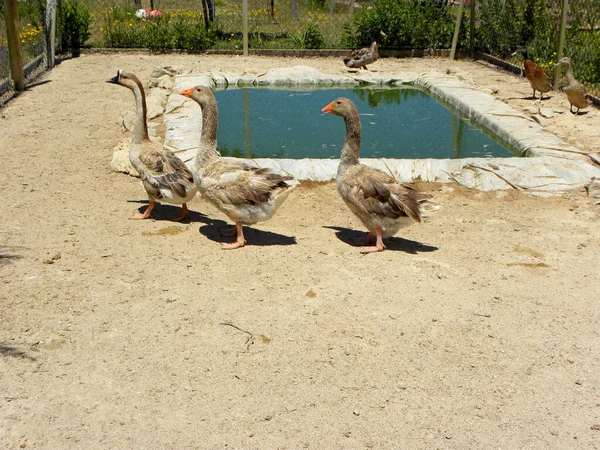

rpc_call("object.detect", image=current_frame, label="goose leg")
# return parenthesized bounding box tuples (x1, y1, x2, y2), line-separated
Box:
(532, 89, 536, 99)
(222, 221, 246, 249)
(360, 227, 386, 253)
(130, 200, 155, 220)
(169, 203, 189, 222)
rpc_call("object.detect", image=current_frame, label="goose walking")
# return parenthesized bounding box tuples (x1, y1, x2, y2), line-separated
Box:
(179, 86, 295, 249)
(106, 70, 197, 221)
(557, 57, 589, 115)
(321, 97, 437, 253)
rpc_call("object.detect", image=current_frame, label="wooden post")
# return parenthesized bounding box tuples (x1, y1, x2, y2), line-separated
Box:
(46, 0, 57, 69)
(242, 0, 248, 56)
(554, 0, 569, 88)
(450, 0, 465, 60)
(292, 0, 298, 22)
(469, 0, 476, 59)
(4, 0, 25, 91)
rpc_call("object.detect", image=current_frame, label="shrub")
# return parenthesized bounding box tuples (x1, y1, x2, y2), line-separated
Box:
(101, 7, 215, 51)
(60, 0, 91, 56)
(342, 0, 460, 50)
(302, 23, 325, 49)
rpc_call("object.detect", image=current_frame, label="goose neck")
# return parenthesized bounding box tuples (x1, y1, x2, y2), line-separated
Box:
(131, 79, 149, 143)
(339, 110, 361, 167)
(196, 99, 219, 168)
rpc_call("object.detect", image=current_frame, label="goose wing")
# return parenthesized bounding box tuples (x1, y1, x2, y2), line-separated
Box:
(138, 149, 195, 199)
(203, 161, 293, 206)
(341, 165, 422, 222)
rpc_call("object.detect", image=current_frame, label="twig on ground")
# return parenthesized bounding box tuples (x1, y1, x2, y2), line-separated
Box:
(220, 322, 255, 351)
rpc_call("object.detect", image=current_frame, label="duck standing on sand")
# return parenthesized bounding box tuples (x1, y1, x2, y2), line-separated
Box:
(557, 57, 589, 115)
(179, 86, 296, 249)
(321, 97, 437, 253)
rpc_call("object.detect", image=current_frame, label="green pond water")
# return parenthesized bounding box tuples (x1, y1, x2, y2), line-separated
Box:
(214, 87, 517, 159)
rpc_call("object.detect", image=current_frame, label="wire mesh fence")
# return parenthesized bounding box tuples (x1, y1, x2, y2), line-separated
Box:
(476, 0, 600, 97)
(2, 1, 600, 101)
(1, 0, 50, 104)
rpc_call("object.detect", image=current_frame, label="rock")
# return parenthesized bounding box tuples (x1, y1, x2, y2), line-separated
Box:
(531, 115, 550, 127)
(148, 74, 174, 90)
(256, 66, 355, 86)
(151, 66, 177, 79)
(110, 137, 138, 177)
(523, 106, 538, 114)
(146, 88, 168, 120)
(122, 110, 135, 131)
(539, 107, 554, 118)
(586, 179, 600, 198)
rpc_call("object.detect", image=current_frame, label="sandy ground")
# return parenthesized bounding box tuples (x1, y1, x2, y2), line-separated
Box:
(1, 53, 599, 449)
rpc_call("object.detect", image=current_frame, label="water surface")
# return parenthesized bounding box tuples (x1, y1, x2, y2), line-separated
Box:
(214, 87, 516, 159)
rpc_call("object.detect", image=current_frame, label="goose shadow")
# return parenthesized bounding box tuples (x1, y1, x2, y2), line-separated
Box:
(199, 217, 297, 247)
(0, 344, 37, 361)
(0, 245, 24, 266)
(323, 226, 438, 254)
(127, 201, 210, 224)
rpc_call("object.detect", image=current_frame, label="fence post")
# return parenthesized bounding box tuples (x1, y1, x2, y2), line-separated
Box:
(554, 0, 569, 88)
(450, 0, 465, 60)
(45, 0, 57, 69)
(242, 0, 248, 56)
(469, 0, 475, 58)
(292, 0, 298, 21)
(4, 0, 25, 91)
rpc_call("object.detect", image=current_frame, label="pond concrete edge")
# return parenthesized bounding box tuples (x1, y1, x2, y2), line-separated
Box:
(112, 65, 600, 193)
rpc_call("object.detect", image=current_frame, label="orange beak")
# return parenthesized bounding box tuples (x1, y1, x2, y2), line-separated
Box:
(321, 101, 335, 113)
(179, 88, 193, 98)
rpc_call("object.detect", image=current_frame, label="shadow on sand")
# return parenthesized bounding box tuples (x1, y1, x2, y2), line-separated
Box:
(323, 225, 438, 254)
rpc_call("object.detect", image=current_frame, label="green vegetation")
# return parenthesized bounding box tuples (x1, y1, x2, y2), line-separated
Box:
(60, 0, 92, 56)
(101, 7, 215, 51)
(342, 0, 462, 50)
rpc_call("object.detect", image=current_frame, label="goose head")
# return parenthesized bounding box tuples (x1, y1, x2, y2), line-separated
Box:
(557, 56, 571, 67)
(321, 97, 358, 118)
(105, 69, 142, 90)
(179, 85, 216, 108)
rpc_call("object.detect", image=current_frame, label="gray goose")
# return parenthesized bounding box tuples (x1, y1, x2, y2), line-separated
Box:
(106, 70, 197, 221)
(179, 86, 296, 249)
(322, 97, 437, 253)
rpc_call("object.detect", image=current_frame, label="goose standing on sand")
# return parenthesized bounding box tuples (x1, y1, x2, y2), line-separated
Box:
(106, 70, 197, 221)
(557, 57, 589, 115)
(344, 30, 386, 71)
(179, 86, 296, 249)
(512, 47, 552, 100)
(321, 97, 437, 253)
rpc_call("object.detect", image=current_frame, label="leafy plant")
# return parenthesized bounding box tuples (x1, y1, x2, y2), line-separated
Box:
(342, 0, 460, 50)
(60, 0, 91, 56)
(302, 23, 324, 49)
(101, 7, 215, 51)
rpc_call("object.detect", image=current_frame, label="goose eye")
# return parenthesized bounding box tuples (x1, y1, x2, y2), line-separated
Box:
(195, 88, 201, 92)
(336, 100, 341, 104)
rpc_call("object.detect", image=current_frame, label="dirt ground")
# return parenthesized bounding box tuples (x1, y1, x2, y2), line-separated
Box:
(1, 53, 599, 449)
